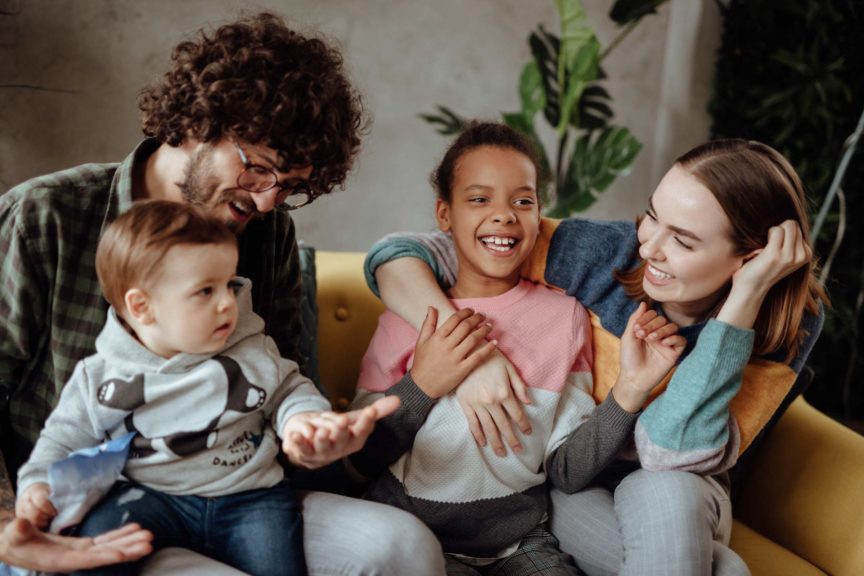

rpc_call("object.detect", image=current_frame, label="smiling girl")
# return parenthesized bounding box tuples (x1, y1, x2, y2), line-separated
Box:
(349, 123, 686, 575)
(365, 138, 827, 575)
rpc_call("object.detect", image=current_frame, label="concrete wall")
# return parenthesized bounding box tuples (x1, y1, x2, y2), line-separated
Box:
(0, 0, 720, 250)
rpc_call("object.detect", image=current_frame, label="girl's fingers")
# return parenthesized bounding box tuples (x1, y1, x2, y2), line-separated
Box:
(416, 306, 438, 346)
(453, 323, 493, 359)
(447, 312, 487, 345)
(438, 308, 476, 337)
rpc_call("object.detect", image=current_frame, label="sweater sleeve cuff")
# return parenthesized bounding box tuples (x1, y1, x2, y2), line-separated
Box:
(387, 372, 437, 423)
(599, 392, 640, 432)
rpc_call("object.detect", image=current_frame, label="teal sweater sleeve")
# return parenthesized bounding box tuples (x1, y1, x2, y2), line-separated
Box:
(364, 232, 456, 297)
(635, 320, 754, 474)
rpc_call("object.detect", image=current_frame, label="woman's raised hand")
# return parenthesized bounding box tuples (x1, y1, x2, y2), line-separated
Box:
(719, 220, 812, 329)
(733, 219, 811, 293)
(613, 302, 686, 413)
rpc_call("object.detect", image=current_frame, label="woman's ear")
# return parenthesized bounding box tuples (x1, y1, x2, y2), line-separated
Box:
(736, 248, 763, 270)
(124, 288, 154, 325)
(435, 198, 452, 232)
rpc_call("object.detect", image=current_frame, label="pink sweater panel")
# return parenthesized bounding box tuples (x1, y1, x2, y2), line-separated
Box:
(358, 280, 592, 394)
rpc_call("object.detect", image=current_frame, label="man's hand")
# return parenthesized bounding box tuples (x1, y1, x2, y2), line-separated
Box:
(409, 307, 496, 399)
(455, 350, 532, 457)
(613, 302, 686, 413)
(0, 518, 153, 571)
(15, 483, 56, 530)
(281, 396, 401, 469)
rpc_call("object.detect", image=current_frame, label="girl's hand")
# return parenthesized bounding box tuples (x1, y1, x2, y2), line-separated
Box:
(15, 483, 57, 530)
(613, 302, 686, 413)
(410, 307, 497, 399)
(281, 396, 401, 468)
(455, 351, 532, 457)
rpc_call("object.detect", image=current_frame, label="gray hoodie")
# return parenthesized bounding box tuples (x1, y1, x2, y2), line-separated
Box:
(18, 278, 329, 497)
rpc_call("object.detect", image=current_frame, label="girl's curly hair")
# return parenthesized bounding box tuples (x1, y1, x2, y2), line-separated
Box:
(139, 12, 366, 195)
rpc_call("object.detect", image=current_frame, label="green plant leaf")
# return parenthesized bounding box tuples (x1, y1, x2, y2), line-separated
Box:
(529, 27, 561, 126)
(518, 61, 545, 121)
(551, 126, 641, 215)
(609, 0, 668, 25)
(558, 38, 600, 134)
(501, 112, 552, 204)
(418, 106, 468, 136)
(553, 1, 600, 134)
(576, 84, 613, 130)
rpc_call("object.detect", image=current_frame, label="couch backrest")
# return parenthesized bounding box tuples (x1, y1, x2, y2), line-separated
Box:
(315, 251, 385, 410)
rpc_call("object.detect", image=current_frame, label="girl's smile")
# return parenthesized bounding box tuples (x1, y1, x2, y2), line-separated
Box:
(436, 146, 540, 299)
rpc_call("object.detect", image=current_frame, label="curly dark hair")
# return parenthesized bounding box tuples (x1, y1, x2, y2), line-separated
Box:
(431, 121, 546, 202)
(139, 12, 366, 195)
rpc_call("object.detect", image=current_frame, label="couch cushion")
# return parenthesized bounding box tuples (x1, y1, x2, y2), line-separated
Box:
(730, 521, 826, 576)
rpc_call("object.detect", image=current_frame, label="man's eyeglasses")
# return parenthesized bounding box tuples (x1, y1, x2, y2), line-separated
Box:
(234, 143, 315, 210)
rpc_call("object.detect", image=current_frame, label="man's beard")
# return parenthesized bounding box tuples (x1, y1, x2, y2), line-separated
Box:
(178, 145, 257, 232)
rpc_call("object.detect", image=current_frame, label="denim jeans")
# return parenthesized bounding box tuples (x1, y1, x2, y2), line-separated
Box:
(71, 480, 306, 576)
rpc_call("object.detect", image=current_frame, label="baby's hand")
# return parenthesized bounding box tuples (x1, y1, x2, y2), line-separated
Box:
(16, 482, 57, 530)
(410, 307, 496, 398)
(281, 396, 401, 468)
(613, 303, 686, 412)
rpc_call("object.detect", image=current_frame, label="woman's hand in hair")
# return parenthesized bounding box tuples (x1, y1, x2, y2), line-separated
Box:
(718, 220, 811, 329)
(613, 302, 686, 413)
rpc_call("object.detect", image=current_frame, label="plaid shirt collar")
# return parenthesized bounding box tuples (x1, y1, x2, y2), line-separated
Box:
(102, 137, 160, 232)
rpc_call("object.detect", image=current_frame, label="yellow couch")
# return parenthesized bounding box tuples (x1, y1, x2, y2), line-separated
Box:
(314, 251, 864, 576)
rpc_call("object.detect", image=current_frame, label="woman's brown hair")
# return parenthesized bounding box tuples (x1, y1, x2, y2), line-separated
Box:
(615, 139, 828, 360)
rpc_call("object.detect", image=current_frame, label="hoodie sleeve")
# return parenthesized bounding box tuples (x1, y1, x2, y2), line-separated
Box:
(17, 361, 105, 496)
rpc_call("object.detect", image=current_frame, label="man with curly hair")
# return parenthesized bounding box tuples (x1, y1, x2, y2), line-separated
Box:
(0, 12, 445, 576)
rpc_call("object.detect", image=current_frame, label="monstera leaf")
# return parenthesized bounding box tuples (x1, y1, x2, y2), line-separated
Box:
(419, 0, 666, 215)
(609, 0, 668, 24)
(419, 106, 468, 136)
(547, 126, 642, 217)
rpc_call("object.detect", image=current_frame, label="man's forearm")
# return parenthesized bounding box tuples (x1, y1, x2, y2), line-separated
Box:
(0, 450, 14, 526)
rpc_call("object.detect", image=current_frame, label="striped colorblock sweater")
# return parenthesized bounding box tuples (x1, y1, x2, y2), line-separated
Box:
(349, 280, 638, 558)
(364, 217, 824, 475)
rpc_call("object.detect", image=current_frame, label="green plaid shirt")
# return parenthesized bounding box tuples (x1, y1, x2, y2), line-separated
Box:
(0, 139, 303, 480)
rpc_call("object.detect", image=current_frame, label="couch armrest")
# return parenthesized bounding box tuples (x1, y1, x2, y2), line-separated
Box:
(315, 251, 384, 410)
(734, 396, 864, 575)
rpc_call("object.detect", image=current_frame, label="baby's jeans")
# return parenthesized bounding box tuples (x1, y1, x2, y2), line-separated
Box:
(70, 479, 305, 576)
